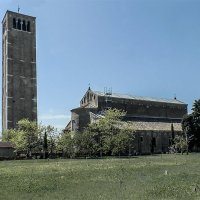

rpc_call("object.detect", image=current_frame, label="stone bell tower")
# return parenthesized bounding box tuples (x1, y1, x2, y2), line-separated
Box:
(2, 10, 37, 130)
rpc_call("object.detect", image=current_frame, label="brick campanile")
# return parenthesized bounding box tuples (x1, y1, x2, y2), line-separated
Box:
(2, 11, 37, 130)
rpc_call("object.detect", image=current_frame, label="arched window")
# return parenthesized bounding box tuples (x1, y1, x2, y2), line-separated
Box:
(13, 18, 16, 29)
(22, 20, 26, 31)
(17, 19, 21, 30)
(27, 21, 30, 32)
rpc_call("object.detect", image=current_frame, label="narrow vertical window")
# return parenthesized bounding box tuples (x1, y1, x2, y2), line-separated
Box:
(17, 19, 21, 30)
(27, 21, 30, 32)
(3, 22, 6, 34)
(22, 20, 26, 31)
(13, 18, 16, 29)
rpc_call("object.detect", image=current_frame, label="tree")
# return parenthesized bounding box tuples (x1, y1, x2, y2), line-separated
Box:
(38, 125, 58, 158)
(3, 119, 39, 157)
(2, 119, 60, 158)
(111, 125, 134, 157)
(43, 131, 48, 158)
(73, 130, 99, 157)
(57, 109, 135, 158)
(182, 99, 200, 150)
(46, 125, 57, 157)
(173, 135, 188, 154)
(15, 119, 39, 157)
(2, 129, 16, 142)
(192, 99, 200, 114)
(57, 130, 75, 158)
(84, 109, 135, 157)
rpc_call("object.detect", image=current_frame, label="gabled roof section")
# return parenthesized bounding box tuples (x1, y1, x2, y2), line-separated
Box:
(92, 90, 186, 105)
(81, 87, 91, 98)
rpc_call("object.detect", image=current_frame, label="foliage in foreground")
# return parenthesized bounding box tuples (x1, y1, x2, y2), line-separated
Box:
(2, 119, 58, 157)
(170, 135, 188, 154)
(2, 109, 135, 158)
(58, 109, 135, 157)
(182, 99, 200, 150)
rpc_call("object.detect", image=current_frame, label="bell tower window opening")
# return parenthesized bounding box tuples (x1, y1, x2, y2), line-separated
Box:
(22, 20, 26, 31)
(13, 18, 16, 29)
(17, 19, 21, 30)
(27, 21, 30, 32)
(12, 18, 31, 32)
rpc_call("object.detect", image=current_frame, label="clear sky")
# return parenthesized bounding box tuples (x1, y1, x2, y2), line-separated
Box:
(0, 0, 200, 131)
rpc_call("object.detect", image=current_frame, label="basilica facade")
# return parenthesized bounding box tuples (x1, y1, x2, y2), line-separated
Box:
(67, 87, 187, 154)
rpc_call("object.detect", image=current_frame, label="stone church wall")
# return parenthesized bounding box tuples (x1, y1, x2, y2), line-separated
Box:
(134, 131, 176, 154)
(98, 96, 187, 119)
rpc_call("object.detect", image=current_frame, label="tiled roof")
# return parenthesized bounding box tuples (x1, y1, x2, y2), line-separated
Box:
(93, 91, 186, 105)
(0, 142, 13, 148)
(89, 111, 182, 132)
(120, 121, 182, 132)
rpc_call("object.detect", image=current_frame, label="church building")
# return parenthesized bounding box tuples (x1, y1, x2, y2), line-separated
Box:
(67, 87, 187, 154)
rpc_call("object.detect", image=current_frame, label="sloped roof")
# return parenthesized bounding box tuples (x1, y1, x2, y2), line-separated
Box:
(71, 105, 97, 112)
(92, 90, 186, 105)
(121, 121, 182, 132)
(89, 111, 182, 132)
(0, 142, 13, 148)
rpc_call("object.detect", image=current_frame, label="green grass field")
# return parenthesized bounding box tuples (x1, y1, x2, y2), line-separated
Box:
(0, 154, 200, 200)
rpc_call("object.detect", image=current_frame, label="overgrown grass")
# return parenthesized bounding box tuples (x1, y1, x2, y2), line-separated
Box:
(0, 154, 200, 200)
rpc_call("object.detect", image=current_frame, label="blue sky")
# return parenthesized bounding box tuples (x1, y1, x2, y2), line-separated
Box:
(0, 0, 200, 130)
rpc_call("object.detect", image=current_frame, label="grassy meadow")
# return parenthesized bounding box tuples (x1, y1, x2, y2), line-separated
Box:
(0, 154, 200, 200)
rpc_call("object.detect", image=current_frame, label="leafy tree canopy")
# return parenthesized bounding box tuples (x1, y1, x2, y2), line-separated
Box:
(182, 99, 200, 149)
(2, 119, 58, 158)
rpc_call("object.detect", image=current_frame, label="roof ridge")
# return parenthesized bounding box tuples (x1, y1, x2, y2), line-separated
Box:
(92, 90, 186, 105)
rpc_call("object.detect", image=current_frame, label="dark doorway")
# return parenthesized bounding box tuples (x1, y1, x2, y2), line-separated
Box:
(151, 137, 156, 154)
